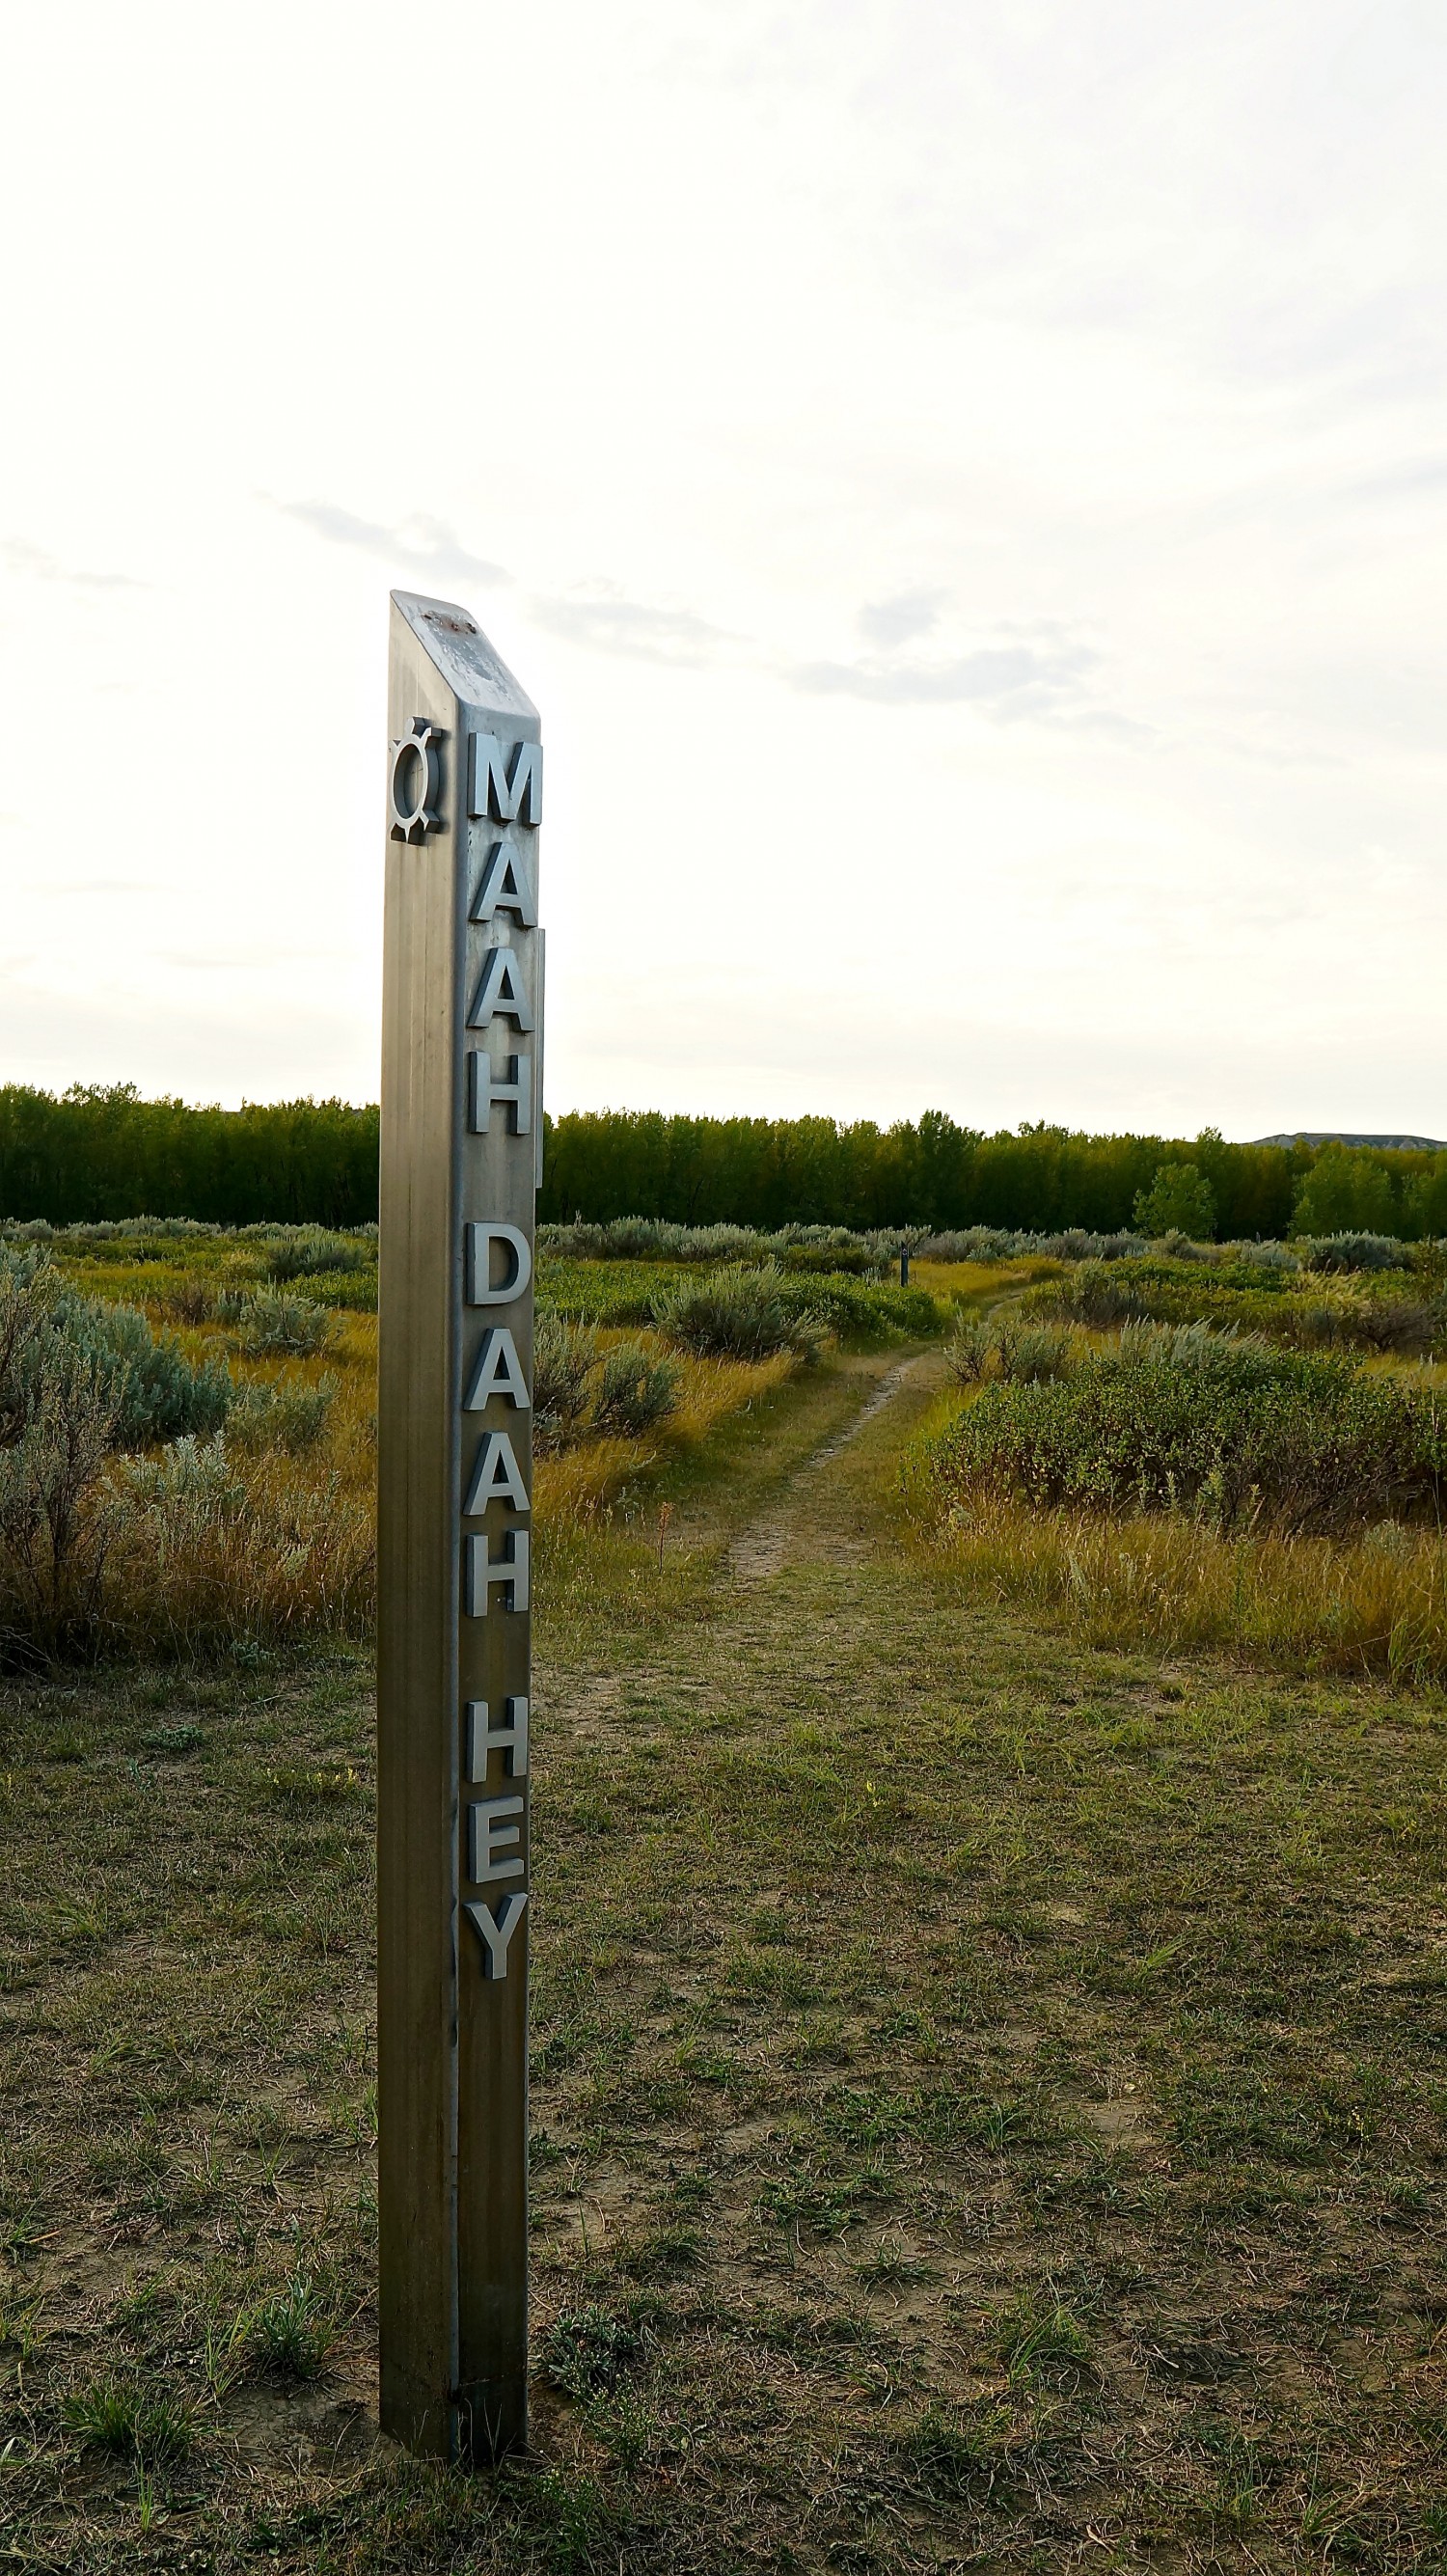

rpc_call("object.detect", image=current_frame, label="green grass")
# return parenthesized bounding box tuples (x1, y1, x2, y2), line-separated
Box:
(4, 1333, 1447, 2568)
(1028, 1251, 1447, 1356)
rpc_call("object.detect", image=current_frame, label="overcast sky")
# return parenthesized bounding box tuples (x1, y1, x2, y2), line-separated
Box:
(2, 1, 1444, 1138)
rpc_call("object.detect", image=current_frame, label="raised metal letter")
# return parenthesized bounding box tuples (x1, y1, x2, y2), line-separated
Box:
(464, 1528, 531, 1615)
(469, 731, 542, 826)
(464, 1222, 532, 1305)
(467, 945, 534, 1032)
(462, 1328, 531, 1411)
(465, 1696, 530, 1781)
(469, 1795, 526, 1883)
(463, 1431, 530, 1516)
(465, 1891, 528, 1980)
(470, 841, 536, 927)
(469, 1050, 532, 1137)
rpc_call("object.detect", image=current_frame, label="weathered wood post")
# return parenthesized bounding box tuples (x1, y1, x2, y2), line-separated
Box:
(377, 590, 542, 2461)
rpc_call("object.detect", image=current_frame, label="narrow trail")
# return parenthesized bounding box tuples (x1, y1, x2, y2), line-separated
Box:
(725, 1348, 939, 1583)
(541, 1342, 951, 1747)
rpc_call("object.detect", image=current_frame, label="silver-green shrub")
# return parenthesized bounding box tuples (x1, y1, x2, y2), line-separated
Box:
(221, 1290, 336, 1357)
(255, 1227, 370, 1279)
(532, 1314, 598, 1450)
(649, 1266, 828, 1362)
(592, 1345, 681, 1438)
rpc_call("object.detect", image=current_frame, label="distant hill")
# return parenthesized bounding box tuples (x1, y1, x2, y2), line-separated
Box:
(1253, 1132, 1447, 1153)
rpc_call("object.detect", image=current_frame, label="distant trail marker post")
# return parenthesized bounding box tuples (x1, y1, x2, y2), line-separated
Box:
(377, 591, 543, 2461)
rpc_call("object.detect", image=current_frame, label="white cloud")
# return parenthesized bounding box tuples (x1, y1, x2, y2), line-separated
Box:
(2, 537, 146, 590)
(274, 502, 513, 596)
(791, 636, 1100, 713)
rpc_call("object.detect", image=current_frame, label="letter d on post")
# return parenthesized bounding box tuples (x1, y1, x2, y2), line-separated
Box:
(377, 592, 541, 2467)
(464, 1222, 532, 1306)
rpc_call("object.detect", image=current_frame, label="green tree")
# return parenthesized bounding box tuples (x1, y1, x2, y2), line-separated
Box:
(1133, 1162, 1217, 1241)
(1291, 1144, 1397, 1239)
(1402, 1155, 1447, 1241)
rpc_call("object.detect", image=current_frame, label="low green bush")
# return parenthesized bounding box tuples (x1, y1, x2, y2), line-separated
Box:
(272, 1266, 376, 1314)
(537, 1219, 897, 1271)
(81, 1301, 233, 1444)
(0, 1248, 232, 1451)
(791, 1274, 941, 1342)
(0, 1271, 119, 1656)
(928, 1321, 1447, 1537)
(648, 1266, 829, 1361)
(1300, 1232, 1406, 1274)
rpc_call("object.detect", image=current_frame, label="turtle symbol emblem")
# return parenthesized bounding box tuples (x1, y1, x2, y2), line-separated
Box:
(388, 719, 445, 842)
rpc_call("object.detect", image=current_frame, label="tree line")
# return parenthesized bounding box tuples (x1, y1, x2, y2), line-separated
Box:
(540, 1110, 1447, 1239)
(3, 1085, 1446, 1240)
(0, 1086, 380, 1226)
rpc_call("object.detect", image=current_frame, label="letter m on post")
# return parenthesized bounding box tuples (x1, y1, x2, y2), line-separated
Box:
(469, 733, 542, 827)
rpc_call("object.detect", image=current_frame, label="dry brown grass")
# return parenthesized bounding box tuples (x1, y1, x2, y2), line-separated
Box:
(907, 1429, 1447, 1685)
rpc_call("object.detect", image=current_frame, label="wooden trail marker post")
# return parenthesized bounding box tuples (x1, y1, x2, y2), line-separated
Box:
(377, 591, 542, 2461)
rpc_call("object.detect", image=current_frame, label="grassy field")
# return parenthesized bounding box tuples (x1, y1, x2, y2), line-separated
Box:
(3, 1240, 1447, 2570)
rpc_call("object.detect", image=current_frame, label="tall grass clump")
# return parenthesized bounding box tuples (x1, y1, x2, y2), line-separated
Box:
(907, 1483, 1447, 1688)
(926, 1323, 1446, 1539)
(220, 1288, 337, 1357)
(101, 1441, 373, 1655)
(945, 1315, 1083, 1385)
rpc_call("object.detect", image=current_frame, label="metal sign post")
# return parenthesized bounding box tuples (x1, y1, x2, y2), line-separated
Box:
(377, 590, 542, 2461)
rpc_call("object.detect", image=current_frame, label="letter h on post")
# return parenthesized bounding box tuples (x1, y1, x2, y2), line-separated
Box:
(469, 1050, 532, 1136)
(464, 1529, 530, 1615)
